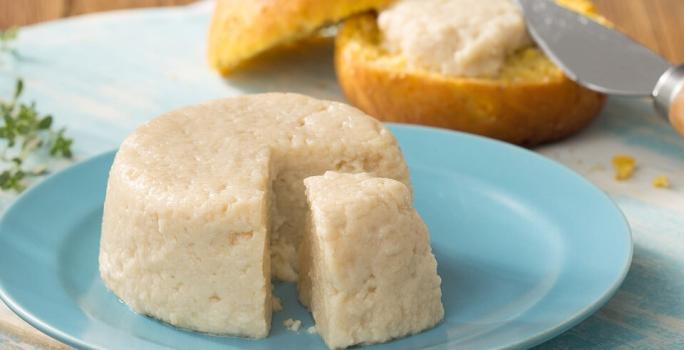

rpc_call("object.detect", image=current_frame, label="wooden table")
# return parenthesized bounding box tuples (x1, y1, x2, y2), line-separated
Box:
(0, 1, 682, 349)
(0, 0, 683, 64)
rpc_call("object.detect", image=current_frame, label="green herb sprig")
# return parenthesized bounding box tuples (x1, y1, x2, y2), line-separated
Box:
(0, 27, 75, 192)
(0, 79, 74, 192)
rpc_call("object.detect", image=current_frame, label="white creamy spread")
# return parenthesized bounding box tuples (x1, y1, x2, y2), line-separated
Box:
(378, 0, 532, 78)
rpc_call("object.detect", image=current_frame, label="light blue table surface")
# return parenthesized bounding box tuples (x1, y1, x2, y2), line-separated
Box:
(0, 1, 682, 349)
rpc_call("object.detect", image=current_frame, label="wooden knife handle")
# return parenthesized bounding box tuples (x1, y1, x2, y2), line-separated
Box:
(671, 87, 684, 136)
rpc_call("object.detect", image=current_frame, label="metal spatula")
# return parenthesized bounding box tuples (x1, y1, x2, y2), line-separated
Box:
(516, 0, 684, 135)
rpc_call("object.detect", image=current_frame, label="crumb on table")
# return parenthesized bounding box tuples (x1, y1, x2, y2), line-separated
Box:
(612, 155, 636, 181)
(283, 318, 302, 332)
(272, 296, 283, 312)
(652, 175, 670, 188)
(307, 326, 317, 334)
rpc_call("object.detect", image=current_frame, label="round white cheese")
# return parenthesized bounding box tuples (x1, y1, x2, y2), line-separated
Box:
(99, 93, 409, 337)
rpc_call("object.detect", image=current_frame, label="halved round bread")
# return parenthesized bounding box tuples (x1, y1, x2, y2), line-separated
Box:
(208, 0, 392, 75)
(335, 8, 607, 146)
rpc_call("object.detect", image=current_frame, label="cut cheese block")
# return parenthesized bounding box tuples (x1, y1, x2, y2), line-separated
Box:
(299, 172, 443, 349)
(99, 93, 409, 337)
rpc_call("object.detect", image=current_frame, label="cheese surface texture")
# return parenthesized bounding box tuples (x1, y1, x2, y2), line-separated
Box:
(99, 94, 409, 337)
(299, 172, 443, 349)
(378, 0, 532, 78)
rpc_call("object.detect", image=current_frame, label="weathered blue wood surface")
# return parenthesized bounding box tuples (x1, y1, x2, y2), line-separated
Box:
(0, 1, 682, 349)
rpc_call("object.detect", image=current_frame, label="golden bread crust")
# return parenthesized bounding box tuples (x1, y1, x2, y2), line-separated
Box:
(208, 0, 392, 75)
(335, 13, 606, 146)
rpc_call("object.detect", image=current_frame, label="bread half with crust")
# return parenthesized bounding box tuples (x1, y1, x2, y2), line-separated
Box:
(335, 0, 607, 146)
(208, 0, 392, 75)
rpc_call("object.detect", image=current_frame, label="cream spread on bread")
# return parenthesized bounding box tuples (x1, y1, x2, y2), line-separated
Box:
(378, 0, 532, 78)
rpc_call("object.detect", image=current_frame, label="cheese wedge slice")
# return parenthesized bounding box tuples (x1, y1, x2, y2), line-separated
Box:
(299, 172, 443, 349)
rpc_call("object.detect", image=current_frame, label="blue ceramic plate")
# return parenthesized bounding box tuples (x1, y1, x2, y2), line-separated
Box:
(0, 125, 631, 350)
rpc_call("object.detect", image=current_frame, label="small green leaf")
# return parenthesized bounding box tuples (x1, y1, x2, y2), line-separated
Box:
(4, 113, 14, 127)
(50, 130, 74, 158)
(38, 116, 52, 129)
(14, 79, 23, 100)
(10, 177, 25, 192)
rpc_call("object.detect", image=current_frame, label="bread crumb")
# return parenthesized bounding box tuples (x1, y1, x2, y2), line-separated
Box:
(652, 175, 669, 188)
(307, 326, 317, 334)
(272, 296, 282, 312)
(612, 155, 636, 180)
(283, 318, 301, 332)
